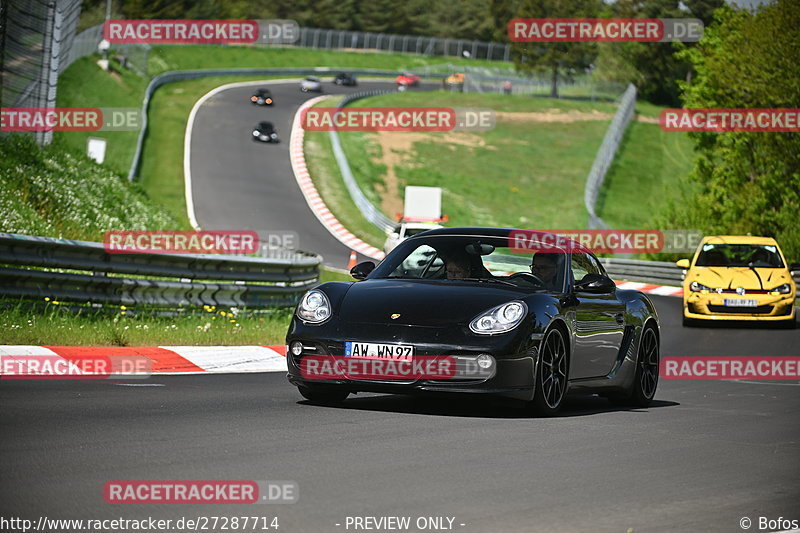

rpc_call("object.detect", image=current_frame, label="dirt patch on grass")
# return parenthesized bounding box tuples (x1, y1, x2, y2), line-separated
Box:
(364, 109, 656, 215)
(368, 130, 492, 216)
(495, 109, 614, 123)
(496, 109, 659, 124)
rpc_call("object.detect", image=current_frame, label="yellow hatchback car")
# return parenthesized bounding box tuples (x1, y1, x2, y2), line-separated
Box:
(677, 236, 798, 327)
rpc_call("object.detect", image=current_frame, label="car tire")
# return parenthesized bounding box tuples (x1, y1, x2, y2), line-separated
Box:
(630, 325, 659, 406)
(682, 314, 698, 327)
(777, 317, 797, 329)
(529, 326, 569, 416)
(609, 325, 659, 408)
(297, 384, 349, 405)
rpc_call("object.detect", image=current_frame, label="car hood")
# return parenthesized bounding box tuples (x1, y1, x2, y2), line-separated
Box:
(688, 266, 793, 291)
(337, 278, 531, 326)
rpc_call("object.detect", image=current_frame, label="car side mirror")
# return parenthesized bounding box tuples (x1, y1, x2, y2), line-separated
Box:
(574, 273, 616, 294)
(676, 259, 691, 269)
(350, 261, 375, 280)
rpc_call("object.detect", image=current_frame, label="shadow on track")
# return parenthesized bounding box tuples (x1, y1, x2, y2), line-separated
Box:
(298, 393, 678, 419)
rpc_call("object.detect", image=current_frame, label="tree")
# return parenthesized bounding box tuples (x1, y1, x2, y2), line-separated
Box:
(511, 0, 600, 98)
(596, 0, 725, 106)
(661, 0, 800, 258)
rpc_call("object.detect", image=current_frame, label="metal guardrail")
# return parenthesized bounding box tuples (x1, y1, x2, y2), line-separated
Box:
(601, 257, 683, 286)
(601, 257, 800, 291)
(584, 83, 637, 229)
(0, 233, 320, 308)
(329, 89, 397, 234)
(128, 67, 412, 182)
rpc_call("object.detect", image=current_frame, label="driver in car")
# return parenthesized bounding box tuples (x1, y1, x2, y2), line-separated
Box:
(530, 253, 560, 290)
(445, 252, 492, 280)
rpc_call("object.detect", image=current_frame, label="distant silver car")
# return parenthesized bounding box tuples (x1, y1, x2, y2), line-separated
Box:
(300, 76, 323, 93)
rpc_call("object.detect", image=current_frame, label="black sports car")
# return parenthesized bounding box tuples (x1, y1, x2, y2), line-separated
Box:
(252, 121, 279, 143)
(286, 227, 660, 415)
(333, 72, 358, 86)
(250, 88, 274, 105)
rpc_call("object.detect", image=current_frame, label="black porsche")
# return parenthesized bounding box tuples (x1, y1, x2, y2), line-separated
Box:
(252, 121, 279, 143)
(286, 227, 660, 415)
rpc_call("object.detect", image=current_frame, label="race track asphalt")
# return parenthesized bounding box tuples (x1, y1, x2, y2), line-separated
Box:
(2, 296, 798, 533)
(188, 79, 403, 268)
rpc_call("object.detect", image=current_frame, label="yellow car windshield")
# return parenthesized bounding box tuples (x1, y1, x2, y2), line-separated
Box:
(695, 243, 784, 268)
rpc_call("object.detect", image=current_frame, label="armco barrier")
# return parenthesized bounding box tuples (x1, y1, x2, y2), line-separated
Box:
(0, 233, 320, 308)
(328, 89, 397, 233)
(584, 83, 637, 230)
(601, 257, 683, 286)
(601, 257, 800, 291)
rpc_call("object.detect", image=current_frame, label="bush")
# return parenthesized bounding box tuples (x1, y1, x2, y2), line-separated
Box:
(0, 134, 176, 240)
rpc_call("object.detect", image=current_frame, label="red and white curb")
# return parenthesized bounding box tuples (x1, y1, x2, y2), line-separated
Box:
(616, 280, 683, 297)
(0, 345, 287, 376)
(289, 96, 385, 262)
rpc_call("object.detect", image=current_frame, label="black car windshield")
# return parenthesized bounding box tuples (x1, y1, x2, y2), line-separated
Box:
(370, 234, 569, 292)
(695, 243, 784, 268)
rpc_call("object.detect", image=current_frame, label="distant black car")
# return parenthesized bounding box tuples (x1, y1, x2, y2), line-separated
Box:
(286, 227, 661, 416)
(252, 121, 279, 143)
(250, 88, 274, 106)
(333, 72, 357, 86)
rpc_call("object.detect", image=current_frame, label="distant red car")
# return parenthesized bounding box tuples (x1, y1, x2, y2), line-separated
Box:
(396, 73, 420, 87)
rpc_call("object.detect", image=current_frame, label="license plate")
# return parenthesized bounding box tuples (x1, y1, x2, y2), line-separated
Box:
(724, 299, 758, 307)
(344, 342, 414, 362)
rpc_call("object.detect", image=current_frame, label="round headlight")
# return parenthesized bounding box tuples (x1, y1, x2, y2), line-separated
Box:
(500, 302, 524, 324)
(306, 292, 323, 309)
(470, 301, 528, 335)
(297, 290, 332, 324)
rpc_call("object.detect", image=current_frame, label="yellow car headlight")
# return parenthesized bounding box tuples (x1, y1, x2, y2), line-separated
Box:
(769, 283, 792, 295)
(690, 281, 713, 292)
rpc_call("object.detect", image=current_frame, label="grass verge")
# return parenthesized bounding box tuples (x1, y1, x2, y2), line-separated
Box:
(147, 46, 511, 76)
(304, 100, 390, 249)
(596, 102, 697, 229)
(0, 134, 176, 240)
(0, 268, 351, 346)
(0, 301, 292, 346)
(332, 91, 616, 231)
(54, 57, 149, 177)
